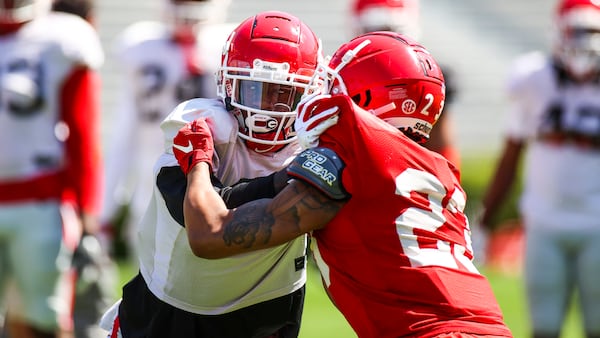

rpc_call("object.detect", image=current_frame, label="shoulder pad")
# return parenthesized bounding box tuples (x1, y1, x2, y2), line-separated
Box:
(43, 13, 104, 69)
(113, 21, 169, 57)
(160, 98, 228, 153)
(287, 147, 350, 200)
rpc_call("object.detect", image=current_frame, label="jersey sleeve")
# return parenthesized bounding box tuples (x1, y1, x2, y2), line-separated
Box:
(61, 67, 102, 214)
(156, 165, 278, 226)
(503, 51, 548, 140)
(48, 12, 104, 69)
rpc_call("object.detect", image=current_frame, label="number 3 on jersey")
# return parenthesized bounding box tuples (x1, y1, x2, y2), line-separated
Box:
(395, 168, 478, 273)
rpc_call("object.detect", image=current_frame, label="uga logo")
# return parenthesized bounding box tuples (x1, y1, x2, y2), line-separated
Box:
(245, 114, 278, 133)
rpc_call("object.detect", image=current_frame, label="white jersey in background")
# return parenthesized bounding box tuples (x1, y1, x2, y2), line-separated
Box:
(101, 21, 237, 248)
(0, 12, 103, 183)
(504, 51, 600, 229)
(136, 98, 306, 314)
(0, 10, 104, 333)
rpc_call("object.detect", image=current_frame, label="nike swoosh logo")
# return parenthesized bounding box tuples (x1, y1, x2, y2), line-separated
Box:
(173, 140, 193, 153)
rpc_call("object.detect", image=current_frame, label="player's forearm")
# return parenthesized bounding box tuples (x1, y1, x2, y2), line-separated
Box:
(184, 164, 308, 259)
(184, 163, 233, 258)
(481, 139, 523, 227)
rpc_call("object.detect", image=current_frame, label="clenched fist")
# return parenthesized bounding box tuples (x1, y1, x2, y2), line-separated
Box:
(173, 117, 214, 175)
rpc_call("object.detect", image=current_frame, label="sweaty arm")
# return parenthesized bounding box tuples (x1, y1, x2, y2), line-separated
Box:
(183, 155, 348, 259)
(480, 138, 525, 229)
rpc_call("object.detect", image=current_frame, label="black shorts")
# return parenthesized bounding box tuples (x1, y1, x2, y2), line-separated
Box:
(118, 272, 305, 338)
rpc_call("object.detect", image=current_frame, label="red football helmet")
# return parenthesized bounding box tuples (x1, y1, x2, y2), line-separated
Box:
(320, 31, 445, 143)
(351, 0, 420, 39)
(217, 11, 323, 153)
(0, 0, 49, 34)
(554, 0, 600, 79)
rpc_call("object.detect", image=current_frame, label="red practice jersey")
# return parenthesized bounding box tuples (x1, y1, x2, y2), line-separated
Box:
(310, 106, 512, 338)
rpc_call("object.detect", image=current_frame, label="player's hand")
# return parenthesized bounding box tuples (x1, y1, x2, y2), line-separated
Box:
(173, 117, 214, 175)
(295, 93, 353, 149)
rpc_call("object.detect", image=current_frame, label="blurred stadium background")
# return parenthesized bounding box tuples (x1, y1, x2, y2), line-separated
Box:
(96, 0, 553, 156)
(96, 1, 585, 337)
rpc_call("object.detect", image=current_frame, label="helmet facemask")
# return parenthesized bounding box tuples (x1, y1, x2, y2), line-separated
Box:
(0, 0, 50, 33)
(555, 3, 600, 80)
(221, 58, 319, 153)
(217, 11, 323, 154)
(557, 26, 600, 78)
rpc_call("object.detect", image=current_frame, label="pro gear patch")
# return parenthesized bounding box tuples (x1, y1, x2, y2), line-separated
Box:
(287, 147, 350, 200)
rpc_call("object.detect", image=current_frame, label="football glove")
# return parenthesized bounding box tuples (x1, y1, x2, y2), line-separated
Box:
(295, 93, 352, 149)
(173, 117, 214, 175)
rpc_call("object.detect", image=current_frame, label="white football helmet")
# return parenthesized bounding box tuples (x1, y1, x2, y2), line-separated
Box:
(163, 0, 230, 39)
(351, 0, 420, 39)
(554, 0, 600, 79)
(217, 11, 323, 154)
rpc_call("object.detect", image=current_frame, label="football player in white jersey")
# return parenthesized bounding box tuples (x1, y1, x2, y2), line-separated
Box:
(101, 0, 236, 261)
(480, 0, 600, 337)
(99, 11, 322, 338)
(0, 0, 104, 337)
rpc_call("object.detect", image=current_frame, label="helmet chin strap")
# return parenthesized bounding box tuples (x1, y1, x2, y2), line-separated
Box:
(252, 145, 277, 153)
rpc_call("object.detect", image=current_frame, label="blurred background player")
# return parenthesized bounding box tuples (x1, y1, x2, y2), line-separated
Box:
(480, 0, 600, 337)
(0, 0, 104, 337)
(100, 0, 236, 262)
(100, 11, 321, 337)
(350, 0, 461, 168)
(51, 2, 118, 338)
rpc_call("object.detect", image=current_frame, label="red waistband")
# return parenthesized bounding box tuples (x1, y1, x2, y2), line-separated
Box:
(0, 172, 64, 202)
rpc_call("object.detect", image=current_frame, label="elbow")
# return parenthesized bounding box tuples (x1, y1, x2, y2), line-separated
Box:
(187, 234, 229, 259)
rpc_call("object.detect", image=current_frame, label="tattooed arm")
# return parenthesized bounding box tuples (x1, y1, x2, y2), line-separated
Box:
(183, 162, 346, 259)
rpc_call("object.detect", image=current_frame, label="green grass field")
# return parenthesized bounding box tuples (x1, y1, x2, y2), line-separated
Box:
(112, 155, 586, 338)
(116, 260, 585, 338)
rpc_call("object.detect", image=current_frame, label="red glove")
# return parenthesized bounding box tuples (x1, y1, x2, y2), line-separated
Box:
(172, 118, 214, 175)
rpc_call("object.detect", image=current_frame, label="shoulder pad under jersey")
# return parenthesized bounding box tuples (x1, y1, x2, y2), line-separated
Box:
(287, 147, 350, 200)
(113, 21, 169, 59)
(506, 51, 549, 96)
(41, 13, 104, 69)
(160, 98, 232, 153)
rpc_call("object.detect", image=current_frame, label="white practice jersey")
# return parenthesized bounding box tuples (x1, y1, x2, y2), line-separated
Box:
(101, 21, 237, 226)
(0, 12, 103, 181)
(136, 98, 306, 315)
(504, 51, 600, 229)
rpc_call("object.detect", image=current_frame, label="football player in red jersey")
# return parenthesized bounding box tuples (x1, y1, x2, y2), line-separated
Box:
(480, 0, 600, 337)
(174, 31, 513, 338)
(0, 0, 104, 337)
